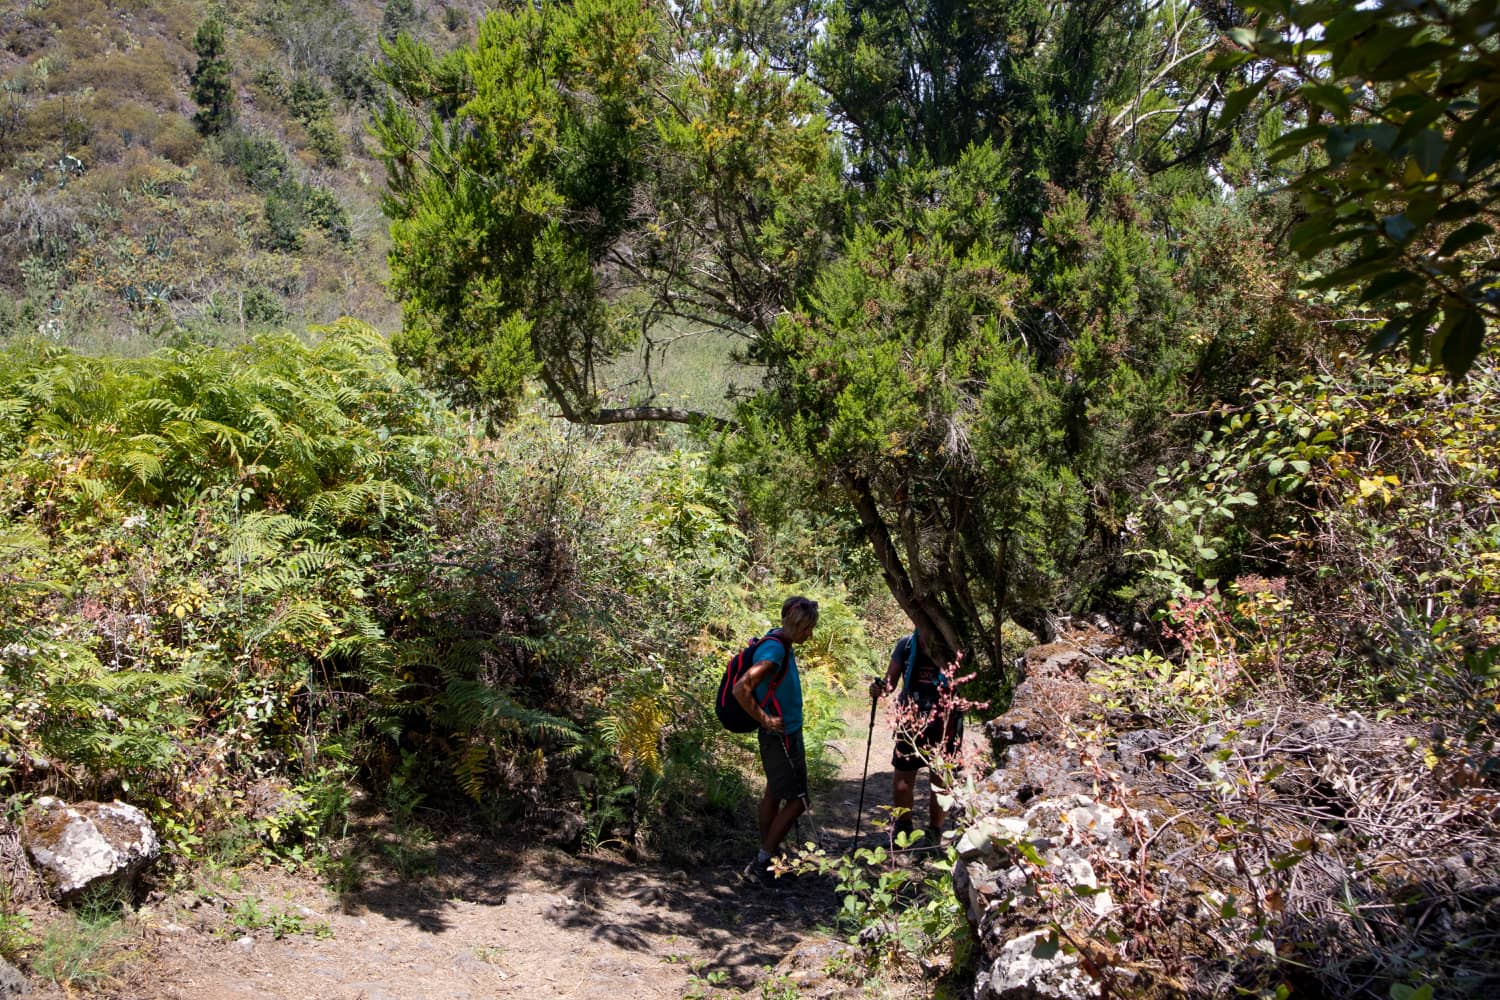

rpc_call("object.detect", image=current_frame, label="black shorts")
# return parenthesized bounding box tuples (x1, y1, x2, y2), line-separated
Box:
(758, 729, 809, 803)
(892, 694, 963, 772)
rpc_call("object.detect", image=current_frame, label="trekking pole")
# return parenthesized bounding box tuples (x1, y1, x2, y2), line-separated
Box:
(852, 694, 878, 852)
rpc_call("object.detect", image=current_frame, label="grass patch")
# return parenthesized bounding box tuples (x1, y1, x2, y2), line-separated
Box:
(31, 885, 133, 991)
(601, 320, 754, 422)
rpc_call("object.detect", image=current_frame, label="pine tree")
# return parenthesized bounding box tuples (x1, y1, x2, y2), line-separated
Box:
(190, 17, 234, 135)
(381, 0, 420, 43)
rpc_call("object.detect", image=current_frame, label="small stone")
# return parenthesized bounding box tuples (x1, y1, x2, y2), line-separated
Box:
(233, 935, 255, 954)
(983, 928, 1099, 1000)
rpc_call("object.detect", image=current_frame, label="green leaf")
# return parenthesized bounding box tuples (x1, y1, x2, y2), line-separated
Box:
(1433, 199, 1483, 224)
(1289, 222, 1375, 257)
(1409, 129, 1447, 175)
(1300, 83, 1351, 115)
(1270, 125, 1330, 163)
(1031, 932, 1061, 960)
(1358, 269, 1420, 304)
(1382, 214, 1417, 244)
(1436, 309, 1486, 378)
(1216, 75, 1272, 128)
(1367, 43, 1454, 82)
(1437, 222, 1495, 258)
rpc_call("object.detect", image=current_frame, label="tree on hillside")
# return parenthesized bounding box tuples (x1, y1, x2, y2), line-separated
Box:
(382, 0, 422, 43)
(373, 0, 1316, 692)
(190, 16, 235, 135)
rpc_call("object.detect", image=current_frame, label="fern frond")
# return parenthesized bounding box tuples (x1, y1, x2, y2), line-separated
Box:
(453, 738, 490, 802)
(439, 680, 580, 746)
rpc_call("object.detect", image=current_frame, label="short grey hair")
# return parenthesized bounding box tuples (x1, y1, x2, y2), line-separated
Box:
(781, 595, 819, 632)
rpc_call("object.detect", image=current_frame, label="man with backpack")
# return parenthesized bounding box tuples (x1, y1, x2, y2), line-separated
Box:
(868, 628, 963, 848)
(731, 595, 819, 884)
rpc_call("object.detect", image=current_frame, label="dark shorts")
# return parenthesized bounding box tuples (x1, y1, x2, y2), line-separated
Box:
(758, 729, 809, 803)
(892, 693, 963, 772)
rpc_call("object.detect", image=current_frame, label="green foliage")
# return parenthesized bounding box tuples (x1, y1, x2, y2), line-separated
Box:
(190, 16, 234, 135)
(1223, 0, 1500, 376)
(0, 321, 449, 818)
(0, 873, 32, 965)
(263, 180, 352, 250)
(288, 73, 343, 166)
(31, 886, 130, 991)
(381, 0, 422, 43)
(375, 0, 1323, 702)
(3, 313, 874, 858)
(1130, 357, 1500, 767)
(374, 0, 661, 421)
(792, 833, 968, 968)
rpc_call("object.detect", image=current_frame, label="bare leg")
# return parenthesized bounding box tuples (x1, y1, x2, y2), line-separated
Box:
(928, 767, 949, 831)
(892, 768, 917, 838)
(758, 785, 777, 845)
(761, 796, 806, 854)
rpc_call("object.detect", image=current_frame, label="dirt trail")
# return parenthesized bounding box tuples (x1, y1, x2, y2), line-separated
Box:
(31, 699, 957, 1000)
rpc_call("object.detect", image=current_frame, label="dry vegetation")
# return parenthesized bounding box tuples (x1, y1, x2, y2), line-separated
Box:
(0, 0, 502, 351)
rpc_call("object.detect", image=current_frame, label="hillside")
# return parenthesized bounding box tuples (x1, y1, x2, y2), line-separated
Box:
(0, 0, 487, 353)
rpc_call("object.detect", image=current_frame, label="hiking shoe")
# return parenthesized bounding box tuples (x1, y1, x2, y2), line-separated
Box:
(742, 855, 776, 886)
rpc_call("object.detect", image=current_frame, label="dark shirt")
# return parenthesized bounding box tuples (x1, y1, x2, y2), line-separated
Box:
(892, 634, 941, 691)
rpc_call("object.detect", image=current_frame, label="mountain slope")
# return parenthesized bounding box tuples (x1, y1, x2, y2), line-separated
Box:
(0, 0, 483, 352)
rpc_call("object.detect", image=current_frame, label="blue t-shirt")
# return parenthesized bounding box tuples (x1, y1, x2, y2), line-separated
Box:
(751, 633, 801, 734)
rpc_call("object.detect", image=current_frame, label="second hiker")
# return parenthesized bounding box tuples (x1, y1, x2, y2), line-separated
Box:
(868, 628, 963, 847)
(734, 595, 819, 883)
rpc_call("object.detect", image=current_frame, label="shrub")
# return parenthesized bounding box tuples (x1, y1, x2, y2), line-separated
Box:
(287, 73, 331, 125)
(216, 128, 291, 192)
(153, 117, 202, 166)
(242, 285, 286, 326)
(263, 183, 307, 251)
(1137, 358, 1500, 767)
(303, 117, 343, 168)
(0, 322, 452, 814)
(251, 65, 289, 104)
(262, 181, 351, 251)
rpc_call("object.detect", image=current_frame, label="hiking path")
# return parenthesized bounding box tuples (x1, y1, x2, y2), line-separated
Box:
(29, 697, 956, 999)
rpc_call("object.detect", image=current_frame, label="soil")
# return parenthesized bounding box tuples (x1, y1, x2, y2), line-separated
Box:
(19, 698, 975, 999)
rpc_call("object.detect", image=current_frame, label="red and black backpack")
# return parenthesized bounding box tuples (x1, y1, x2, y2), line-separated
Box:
(715, 630, 791, 733)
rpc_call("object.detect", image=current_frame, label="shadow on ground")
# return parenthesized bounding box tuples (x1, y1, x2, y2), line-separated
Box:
(334, 711, 953, 990)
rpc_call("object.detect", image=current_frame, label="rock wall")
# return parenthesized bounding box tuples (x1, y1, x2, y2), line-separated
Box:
(953, 628, 1500, 999)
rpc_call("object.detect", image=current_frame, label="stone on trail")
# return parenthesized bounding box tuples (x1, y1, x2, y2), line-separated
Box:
(20, 796, 160, 899)
(770, 938, 864, 999)
(0, 957, 28, 998)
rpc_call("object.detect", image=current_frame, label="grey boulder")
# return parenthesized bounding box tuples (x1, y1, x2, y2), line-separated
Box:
(21, 797, 160, 899)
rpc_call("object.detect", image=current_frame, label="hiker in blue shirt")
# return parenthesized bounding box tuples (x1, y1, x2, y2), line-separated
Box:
(733, 595, 819, 883)
(869, 628, 963, 846)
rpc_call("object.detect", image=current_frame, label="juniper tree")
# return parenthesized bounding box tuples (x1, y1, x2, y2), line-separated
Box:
(373, 0, 1316, 694)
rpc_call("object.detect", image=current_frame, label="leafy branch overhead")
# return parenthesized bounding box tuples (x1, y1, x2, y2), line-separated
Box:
(1219, 0, 1500, 376)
